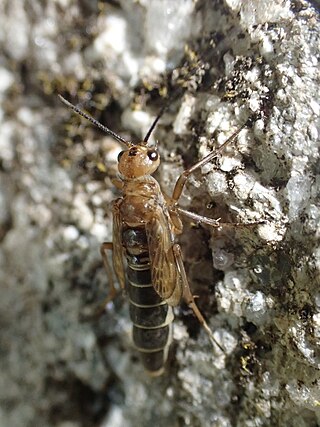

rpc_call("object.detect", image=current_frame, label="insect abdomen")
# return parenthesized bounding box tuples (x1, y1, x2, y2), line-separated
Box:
(123, 227, 173, 376)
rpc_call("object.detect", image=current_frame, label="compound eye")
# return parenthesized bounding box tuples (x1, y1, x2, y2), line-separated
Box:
(117, 151, 125, 162)
(147, 149, 159, 161)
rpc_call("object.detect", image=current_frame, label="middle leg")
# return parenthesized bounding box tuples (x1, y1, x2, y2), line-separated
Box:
(81, 242, 120, 320)
(177, 207, 265, 228)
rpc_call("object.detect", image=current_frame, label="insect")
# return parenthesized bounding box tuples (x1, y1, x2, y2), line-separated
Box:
(59, 94, 252, 376)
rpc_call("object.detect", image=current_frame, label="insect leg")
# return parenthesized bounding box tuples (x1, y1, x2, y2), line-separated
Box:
(172, 243, 224, 352)
(88, 242, 120, 318)
(83, 243, 119, 319)
(177, 207, 265, 228)
(93, 198, 126, 317)
(171, 122, 248, 202)
(100, 242, 119, 302)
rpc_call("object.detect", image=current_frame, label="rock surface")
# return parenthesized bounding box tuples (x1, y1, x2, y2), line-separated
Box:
(0, 1, 319, 426)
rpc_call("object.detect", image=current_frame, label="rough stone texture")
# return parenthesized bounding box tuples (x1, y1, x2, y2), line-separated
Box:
(0, 1, 319, 427)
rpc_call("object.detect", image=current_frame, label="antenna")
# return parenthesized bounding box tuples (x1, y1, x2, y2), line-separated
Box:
(58, 94, 132, 147)
(142, 87, 185, 144)
(143, 103, 168, 144)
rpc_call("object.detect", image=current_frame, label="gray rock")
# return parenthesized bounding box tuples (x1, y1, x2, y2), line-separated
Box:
(0, 1, 319, 426)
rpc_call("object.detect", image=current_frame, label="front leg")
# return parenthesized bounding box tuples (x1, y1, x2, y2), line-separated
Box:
(171, 122, 248, 203)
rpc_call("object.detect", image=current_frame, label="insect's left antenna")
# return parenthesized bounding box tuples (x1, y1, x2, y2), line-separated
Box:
(58, 94, 132, 147)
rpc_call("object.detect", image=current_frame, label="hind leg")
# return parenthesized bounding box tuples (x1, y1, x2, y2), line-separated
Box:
(172, 243, 224, 352)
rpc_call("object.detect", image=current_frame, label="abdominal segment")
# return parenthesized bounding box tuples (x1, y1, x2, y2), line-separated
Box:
(123, 227, 173, 375)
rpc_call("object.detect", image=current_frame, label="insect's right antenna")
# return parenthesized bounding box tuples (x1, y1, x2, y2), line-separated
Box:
(58, 94, 132, 147)
(142, 86, 189, 144)
(143, 103, 168, 144)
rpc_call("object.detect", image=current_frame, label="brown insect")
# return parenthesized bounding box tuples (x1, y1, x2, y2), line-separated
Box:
(59, 94, 252, 376)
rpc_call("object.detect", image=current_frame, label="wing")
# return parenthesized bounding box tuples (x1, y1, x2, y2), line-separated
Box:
(145, 208, 182, 306)
(112, 199, 126, 290)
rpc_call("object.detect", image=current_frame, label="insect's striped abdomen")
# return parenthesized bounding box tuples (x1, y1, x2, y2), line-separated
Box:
(123, 227, 173, 376)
